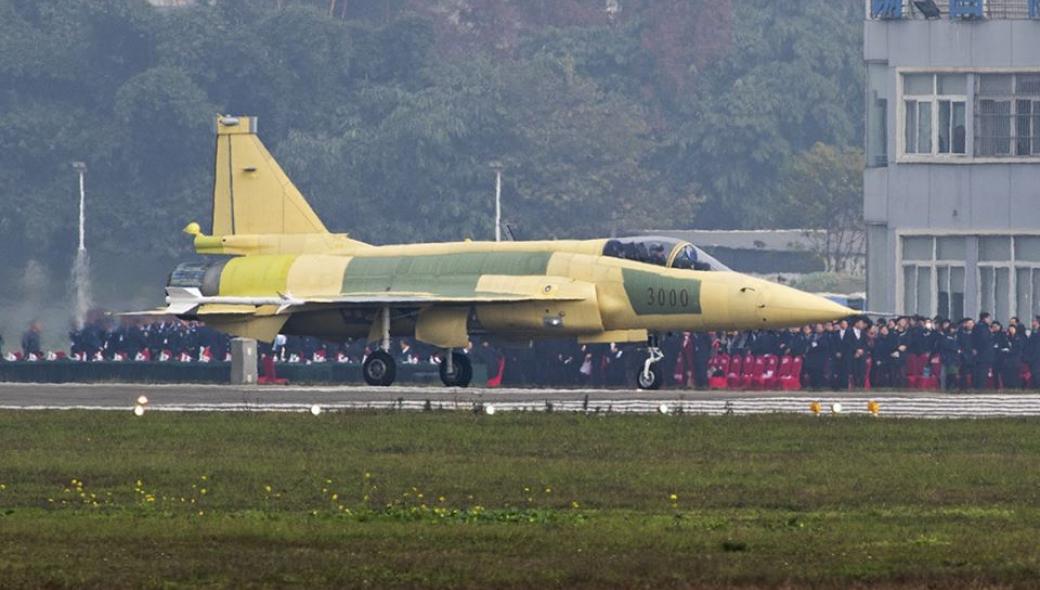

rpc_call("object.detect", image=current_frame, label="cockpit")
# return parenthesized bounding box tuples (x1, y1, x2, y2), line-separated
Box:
(602, 236, 729, 271)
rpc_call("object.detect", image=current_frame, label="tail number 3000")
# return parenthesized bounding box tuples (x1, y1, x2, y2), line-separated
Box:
(646, 287, 691, 310)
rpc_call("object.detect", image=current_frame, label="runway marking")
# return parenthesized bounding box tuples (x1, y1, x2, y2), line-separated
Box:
(6, 395, 1040, 418)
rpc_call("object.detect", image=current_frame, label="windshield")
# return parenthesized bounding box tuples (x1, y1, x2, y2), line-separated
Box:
(602, 236, 730, 271)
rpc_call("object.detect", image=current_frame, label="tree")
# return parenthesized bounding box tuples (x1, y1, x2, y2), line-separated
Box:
(671, 0, 863, 229)
(778, 143, 864, 275)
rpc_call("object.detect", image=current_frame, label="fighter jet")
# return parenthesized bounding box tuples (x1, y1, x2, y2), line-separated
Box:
(155, 116, 853, 389)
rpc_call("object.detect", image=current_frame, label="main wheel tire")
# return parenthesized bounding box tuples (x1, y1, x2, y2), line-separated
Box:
(439, 352, 473, 387)
(363, 350, 396, 386)
(636, 364, 663, 390)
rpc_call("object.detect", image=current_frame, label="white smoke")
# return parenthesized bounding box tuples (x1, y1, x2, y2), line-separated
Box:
(71, 248, 92, 330)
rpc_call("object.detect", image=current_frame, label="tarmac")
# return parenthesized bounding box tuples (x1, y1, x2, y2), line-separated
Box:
(3, 382, 1040, 417)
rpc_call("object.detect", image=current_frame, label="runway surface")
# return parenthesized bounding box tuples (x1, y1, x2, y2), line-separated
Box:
(3, 382, 1040, 417)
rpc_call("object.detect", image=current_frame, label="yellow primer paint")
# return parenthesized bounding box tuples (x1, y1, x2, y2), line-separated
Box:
(286, 255, 351, 297)
(168, 115, 856, 356)
(219, 255, 296, 296)
(212, 115, 328, 236)
(415, 307, 470, 348)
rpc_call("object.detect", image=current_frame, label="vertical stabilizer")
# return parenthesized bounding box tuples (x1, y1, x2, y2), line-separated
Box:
(212, 115, 328, 235)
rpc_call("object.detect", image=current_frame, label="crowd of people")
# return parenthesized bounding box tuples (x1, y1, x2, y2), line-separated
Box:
(3, 313, 1040, 390)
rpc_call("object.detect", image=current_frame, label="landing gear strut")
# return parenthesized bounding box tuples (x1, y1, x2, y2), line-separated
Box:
(637, 334, 664, 390)
(439, 349, 473, 387)
(363, 306, 396, 386)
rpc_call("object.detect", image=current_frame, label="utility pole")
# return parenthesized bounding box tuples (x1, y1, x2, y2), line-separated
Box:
(490, 161, 504, 242)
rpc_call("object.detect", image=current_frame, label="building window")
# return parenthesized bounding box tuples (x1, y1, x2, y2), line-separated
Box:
(976, 73, 1040, 157)
(901, 234, 1040, 322)
(902, 74, 967, 156)
(901, 235, 966, 319)
(866, 64, 888, 167)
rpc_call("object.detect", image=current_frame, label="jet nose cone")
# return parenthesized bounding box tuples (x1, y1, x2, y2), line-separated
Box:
(758, 283, 855, 327)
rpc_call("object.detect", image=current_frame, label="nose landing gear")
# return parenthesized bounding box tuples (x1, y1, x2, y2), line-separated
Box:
(637, 334, 664, 390)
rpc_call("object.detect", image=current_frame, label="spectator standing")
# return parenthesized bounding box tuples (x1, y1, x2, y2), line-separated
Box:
(844, 317, 869, 388)
(1027, 317, 1040, 389)
(21, 321, 43, 357)
(1000, 323, 1023, 388)
(803, 323, 829, 389)
(940, 324, 961, 390)
(870, 323, 893, 388)
(972, 313, 994, 389)
(957, 318, 976, 390)
(829, 319, 849, 389)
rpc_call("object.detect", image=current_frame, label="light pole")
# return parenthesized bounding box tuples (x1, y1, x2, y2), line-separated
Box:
(72, 161, 87, 252)
(490, 161, 504, 242)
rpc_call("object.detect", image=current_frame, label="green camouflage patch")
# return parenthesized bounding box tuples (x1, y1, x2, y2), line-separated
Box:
(622, 268, 702, 315)
(342, 252, 553, 297)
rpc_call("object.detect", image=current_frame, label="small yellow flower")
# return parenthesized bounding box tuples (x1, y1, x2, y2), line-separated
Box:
(200, 488, 207, 495)
(544, 487, 552, 494)
(331, 493, 338, 501)
(571, 501, 581, 509)
(197, 511, 204, 516)
(363, 472, 371, 479)
(200, 475, 208, 481)
(669, 493, 678, 502)
(264, 485, 272, 493)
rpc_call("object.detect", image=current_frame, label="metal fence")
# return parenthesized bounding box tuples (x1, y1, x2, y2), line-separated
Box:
(868, 0, 1040, 19)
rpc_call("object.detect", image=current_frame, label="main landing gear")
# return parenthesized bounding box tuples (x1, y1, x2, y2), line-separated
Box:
(636, 334, 664, 390)
(439, 349, 473, 387)
(363, 306, 396, 386)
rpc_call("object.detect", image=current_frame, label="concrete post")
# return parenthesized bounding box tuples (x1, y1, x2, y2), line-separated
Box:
(230, 338, 258, 385)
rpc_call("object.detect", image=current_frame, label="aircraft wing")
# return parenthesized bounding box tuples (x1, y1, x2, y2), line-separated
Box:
(154, 286, 586, 317)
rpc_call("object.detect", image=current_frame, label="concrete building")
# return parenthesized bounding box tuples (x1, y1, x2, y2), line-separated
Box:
(864, 0, 1040, 322)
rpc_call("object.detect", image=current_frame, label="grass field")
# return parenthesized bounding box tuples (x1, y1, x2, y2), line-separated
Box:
(2, 410, 1040, 588)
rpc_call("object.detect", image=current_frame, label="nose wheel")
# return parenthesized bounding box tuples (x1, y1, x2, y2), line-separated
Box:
(637, 335, 664, 390)
(439, 351, 473, 387)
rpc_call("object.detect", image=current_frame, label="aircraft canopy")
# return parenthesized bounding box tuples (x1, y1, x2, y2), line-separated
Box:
(602, 236, 730, 272)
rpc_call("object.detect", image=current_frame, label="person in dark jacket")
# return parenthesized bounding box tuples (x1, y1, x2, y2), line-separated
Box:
(971, 313, 994, 389)
(957, 318, 976, 390)
(940, 324, 962, 390)
(844, 317, 870, 388)
(991, 321, 1008, 388)
(692, 332, 713, 389)
(1027, 317, 1040, 389)
(885, 322, 909, 388)
(1000, 323, 1023, 389)
(750, 330, 780, 356)
(870, 324, 893, 388)
(787, 326, 810, 357)
(21, 321, 43, 357)
(829, 319, 849, 389)
(803, 323, 830, 390)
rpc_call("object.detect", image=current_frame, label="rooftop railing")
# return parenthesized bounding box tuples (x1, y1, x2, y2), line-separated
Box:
(867, 0, 1040, 19)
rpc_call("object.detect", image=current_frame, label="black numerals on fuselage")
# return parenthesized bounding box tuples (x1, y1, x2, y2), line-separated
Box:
(646, 287, 690, 310)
